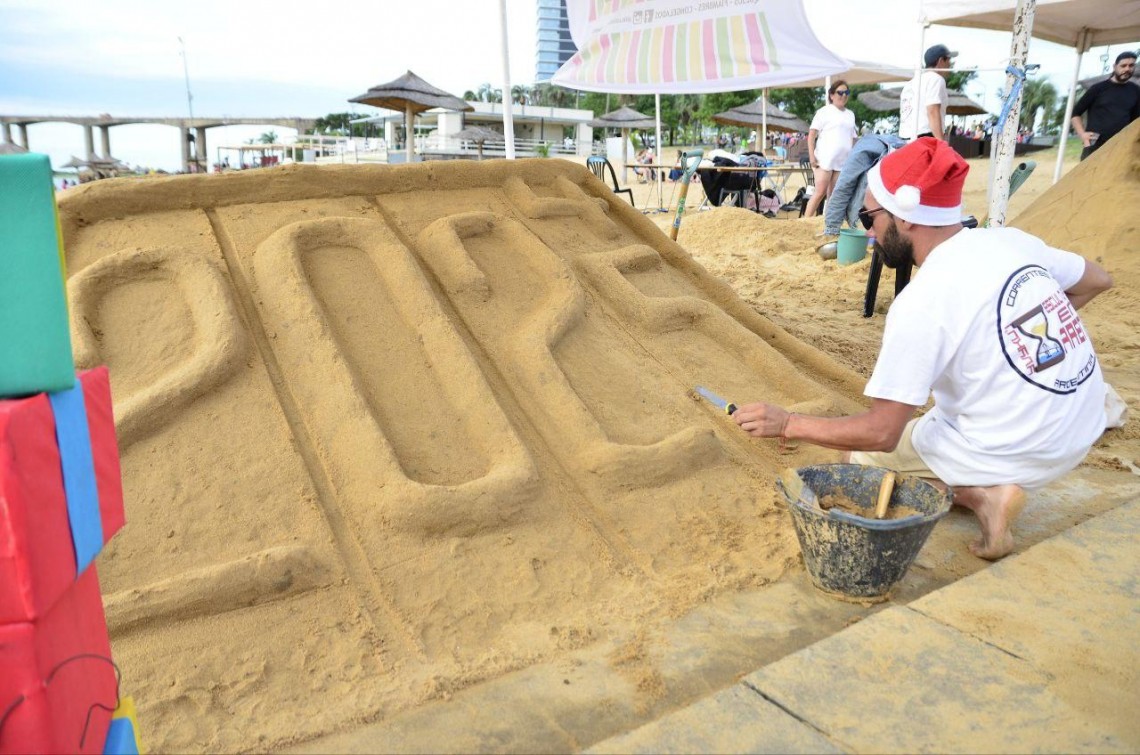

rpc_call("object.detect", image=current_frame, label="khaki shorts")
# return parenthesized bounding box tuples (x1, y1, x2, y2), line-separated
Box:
(848, 418, 938, 479)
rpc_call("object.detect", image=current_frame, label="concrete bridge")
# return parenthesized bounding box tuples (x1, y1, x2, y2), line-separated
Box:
(0, 115, 317, 171)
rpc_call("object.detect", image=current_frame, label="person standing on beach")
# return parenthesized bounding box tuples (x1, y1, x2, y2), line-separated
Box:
(1071, 51, 1139, 160)
(732, 138, 1113, 560)
(803, 80, 858, 217)
(899, 44, 957, 142)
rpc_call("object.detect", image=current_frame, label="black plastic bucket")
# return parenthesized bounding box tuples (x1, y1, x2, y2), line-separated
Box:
(776, 464, 952, 600)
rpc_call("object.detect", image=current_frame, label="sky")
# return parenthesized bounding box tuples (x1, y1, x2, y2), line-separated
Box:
(1, 0, 1136, 172)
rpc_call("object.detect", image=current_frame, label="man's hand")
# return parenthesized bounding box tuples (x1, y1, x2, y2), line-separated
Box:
(733, 402, 790, 438)
(1080, 131, 1098, 147)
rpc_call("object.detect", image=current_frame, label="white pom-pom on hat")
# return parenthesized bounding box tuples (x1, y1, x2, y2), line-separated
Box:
(896, 185, 921, 211)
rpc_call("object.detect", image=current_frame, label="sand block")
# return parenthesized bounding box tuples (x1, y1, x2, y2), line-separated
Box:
(0, 566, 117, 755)
(0, 153, 74, 397)
(0, 367, 125, 623)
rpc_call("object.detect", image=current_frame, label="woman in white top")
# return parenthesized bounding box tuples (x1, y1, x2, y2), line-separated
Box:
(804, 80, 858, 218)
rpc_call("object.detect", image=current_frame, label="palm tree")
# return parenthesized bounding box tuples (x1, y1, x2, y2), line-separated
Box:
(1017, 78, 1059, 133)
(258, 130, 278, 144)
(476, 83, 502, 103)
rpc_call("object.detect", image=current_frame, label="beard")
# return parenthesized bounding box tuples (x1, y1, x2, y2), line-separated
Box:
(876, 220, 915, 269)
(1114, 70, 1134, 83)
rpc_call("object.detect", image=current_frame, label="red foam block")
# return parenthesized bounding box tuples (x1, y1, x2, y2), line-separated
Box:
(0, 565, 118, 755)
(0, 367, 125, 624)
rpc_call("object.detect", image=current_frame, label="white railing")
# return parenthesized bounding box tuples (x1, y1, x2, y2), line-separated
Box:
(300, 133, 581, 163)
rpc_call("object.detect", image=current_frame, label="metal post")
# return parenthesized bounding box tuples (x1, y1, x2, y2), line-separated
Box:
(178, 37, 196, 164)
(655, 93, 664, 211)
(987, 0, 1036, 228)
(1053, 30, 1089, 184)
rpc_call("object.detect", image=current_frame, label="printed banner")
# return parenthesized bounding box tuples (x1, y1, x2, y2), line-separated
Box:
(554, 0, 848, 93)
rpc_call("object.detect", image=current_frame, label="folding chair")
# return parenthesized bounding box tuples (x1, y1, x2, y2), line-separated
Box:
(586, 156, 634, 205)
(797, 157, 824, 217)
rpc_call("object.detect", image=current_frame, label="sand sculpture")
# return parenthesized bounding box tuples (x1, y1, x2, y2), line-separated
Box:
(58, 160, 867, 751)
(54, 123, 1139, 749)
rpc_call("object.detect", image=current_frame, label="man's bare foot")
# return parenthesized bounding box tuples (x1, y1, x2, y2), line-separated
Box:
(952, 485, 1027, 560)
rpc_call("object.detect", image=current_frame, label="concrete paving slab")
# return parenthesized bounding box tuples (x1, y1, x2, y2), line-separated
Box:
(586, 683, 843, 754)
(911, 500, 1140, 746)
(744, 606, 1131, 753)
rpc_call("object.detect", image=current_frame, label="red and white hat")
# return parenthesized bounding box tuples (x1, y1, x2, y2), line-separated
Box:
(867, 137, 969, 226)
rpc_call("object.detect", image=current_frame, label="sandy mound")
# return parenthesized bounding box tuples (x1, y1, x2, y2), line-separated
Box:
(58, 160, 866, 752)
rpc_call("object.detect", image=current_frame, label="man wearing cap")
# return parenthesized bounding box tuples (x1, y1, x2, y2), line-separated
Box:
(733, 138, 1113, 560)
(1071, 51, 1139, 160)
(899, 44, 957, 142)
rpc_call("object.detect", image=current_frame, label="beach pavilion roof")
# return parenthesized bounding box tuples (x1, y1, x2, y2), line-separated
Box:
(858, 87, 989, 116)
(349, 70, 473, 115)
(587, 106, 656, 130)
(712, 100, 810, 133)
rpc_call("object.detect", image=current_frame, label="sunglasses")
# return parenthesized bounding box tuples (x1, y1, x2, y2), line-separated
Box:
(834, 89, 850, 95)
(858, 206, 889, 230)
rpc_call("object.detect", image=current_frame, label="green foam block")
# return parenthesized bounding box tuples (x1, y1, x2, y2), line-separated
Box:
(0, 153, 75, 397)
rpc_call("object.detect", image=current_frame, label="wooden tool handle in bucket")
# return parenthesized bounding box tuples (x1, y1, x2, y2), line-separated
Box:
(874, 472, 897, 520)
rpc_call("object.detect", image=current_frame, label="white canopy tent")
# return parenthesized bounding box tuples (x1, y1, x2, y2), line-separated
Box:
(924, 0, 1140, 187)
(553, 0, 849, 203)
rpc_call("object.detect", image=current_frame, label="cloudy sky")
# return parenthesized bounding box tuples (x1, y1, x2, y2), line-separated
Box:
(1, 0, 1134, 171)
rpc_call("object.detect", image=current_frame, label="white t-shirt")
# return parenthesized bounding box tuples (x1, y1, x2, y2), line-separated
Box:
(864, 228, 1106, 489)
(899, 71, 948, 139)
(809, 104, 857, 171)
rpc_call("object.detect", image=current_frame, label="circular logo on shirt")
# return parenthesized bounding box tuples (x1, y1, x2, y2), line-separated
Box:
(997, 264, 1097, 395)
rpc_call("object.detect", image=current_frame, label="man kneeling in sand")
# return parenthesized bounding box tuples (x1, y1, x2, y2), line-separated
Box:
(734, 138, 1113, 559)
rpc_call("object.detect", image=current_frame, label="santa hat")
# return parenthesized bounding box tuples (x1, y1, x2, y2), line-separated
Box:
(867, 137, 968, 226)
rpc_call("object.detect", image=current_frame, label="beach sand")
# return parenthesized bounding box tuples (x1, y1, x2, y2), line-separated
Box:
(55, 124, 1137, 752)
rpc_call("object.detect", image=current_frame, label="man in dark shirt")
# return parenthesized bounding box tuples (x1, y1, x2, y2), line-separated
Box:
(1071, 51, 1139, 160)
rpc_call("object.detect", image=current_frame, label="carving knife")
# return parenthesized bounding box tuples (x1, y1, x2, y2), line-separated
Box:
(694, 386, 737, 415)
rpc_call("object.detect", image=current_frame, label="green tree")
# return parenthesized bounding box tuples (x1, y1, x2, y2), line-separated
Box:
(475, 83, 502, 103)
(946, 69, 978, 93)
(258, 130, 278, 144)
(313, 112, 355, 135)
(1017, 78, 1059, 133)
(767, 87, 823, 123)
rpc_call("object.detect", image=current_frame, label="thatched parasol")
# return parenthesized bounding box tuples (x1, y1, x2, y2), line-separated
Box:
(858, 87, 989, 116)
(713, 99, 810, 133)
(588, 106, 656, 182)
(450, 125, 501, 160)
(350, 70, 472, 163)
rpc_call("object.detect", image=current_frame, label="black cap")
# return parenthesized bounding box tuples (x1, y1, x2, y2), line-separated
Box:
(924, 44, 958, 68)
(1116, 51, 1137, 65)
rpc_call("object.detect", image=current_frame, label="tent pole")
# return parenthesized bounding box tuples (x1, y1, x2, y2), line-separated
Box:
(498, 0, 517, 159)
(1053, 31, 1088, 184)
(655, 93, 664, 211)
(761, 88, 768, 155)
(622, 127, 630, 183)
(988, 0, 1036, 228)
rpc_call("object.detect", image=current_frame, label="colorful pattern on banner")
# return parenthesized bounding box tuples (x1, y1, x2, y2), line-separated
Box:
(554, 0, 848, 93)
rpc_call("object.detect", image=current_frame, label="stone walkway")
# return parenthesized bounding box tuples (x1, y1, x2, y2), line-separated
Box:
(588, 499, 1140, 753)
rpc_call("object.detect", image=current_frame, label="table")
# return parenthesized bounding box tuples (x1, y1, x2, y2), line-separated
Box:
(709, 164, 806, 208)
